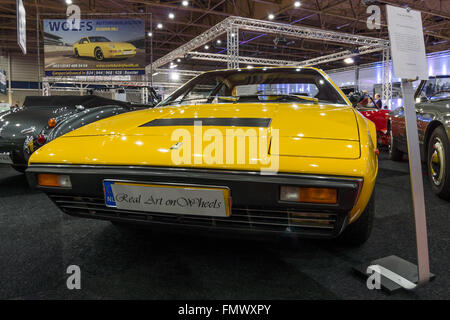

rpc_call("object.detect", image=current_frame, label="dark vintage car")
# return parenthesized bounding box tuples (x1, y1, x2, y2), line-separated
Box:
(388, 75, 450, 199)
(0, 95, 155, 172)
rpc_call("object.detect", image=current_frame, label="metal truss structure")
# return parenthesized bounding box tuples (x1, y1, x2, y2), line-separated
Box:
(150, 18, 231, 70)
(382, 48, 393, 108)
(152, 16, 389, 69)
(227, 24, 240, 69)
(188, 45, 386, 68)
(230, 17, 389, 47)
(187, 51, 293, 66)
(153, 69, 202, 76)
(151, 16, 392, 106)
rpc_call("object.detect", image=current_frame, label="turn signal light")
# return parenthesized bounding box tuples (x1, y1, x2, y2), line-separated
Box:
(48, 118, 57, 128)
(280, 186, 337, 204)
(37, 174, 72, 188)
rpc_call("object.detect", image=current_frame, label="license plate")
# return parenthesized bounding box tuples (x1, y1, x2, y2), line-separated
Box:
(0, 152, 13, 164)
(123, 51, 133, 55)
(103, 181, 231, 217)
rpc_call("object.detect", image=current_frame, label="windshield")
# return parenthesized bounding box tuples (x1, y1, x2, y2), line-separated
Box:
(89, 36, 111, 43)
(159, 68, 348, 107)
(419, 76, 450, 99)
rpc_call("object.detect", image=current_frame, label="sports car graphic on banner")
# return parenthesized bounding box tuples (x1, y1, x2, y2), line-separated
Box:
(43, 19, 146, 76)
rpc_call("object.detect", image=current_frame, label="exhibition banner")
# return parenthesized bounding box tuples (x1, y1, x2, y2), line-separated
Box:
(0, 69, 7, 95)
(43, 19, 146, 76)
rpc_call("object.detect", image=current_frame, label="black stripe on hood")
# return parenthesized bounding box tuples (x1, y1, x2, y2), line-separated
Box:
(140, 118, 272, 127)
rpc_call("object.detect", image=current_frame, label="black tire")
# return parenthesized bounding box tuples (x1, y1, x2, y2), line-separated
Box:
(338, 190, 375, 246)
(74, 49, 79, 57)
(389, 127, 403, 161)
(11, 165, 26, 173)
(94, 47, 104, 61)
(427, 125, 450, 199)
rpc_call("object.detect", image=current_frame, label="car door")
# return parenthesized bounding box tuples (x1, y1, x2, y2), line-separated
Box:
(390, 106, 407, 152)
(78, 38, 90, 56)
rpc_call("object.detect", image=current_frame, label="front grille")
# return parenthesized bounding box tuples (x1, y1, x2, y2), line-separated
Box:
(48, 194, 344, 237)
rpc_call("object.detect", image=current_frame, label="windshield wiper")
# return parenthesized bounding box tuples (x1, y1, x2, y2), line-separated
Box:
(236, 94, 318, 104)
(160, 97, 209, 106)
(270, 94, 319, 104)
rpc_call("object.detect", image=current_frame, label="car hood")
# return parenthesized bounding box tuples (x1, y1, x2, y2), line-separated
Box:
(64, 103, 359, 140)
(30, 103, 361, 167)
(0, 107, 75, 141)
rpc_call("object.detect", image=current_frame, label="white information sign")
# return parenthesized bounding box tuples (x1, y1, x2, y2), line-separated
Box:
(106, 182, 230, 217)
(17, 0, 27, 54)
(386, 5, 427, 80)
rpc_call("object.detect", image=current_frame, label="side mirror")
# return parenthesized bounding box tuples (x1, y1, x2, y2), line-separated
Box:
(415, 96, 428, 103)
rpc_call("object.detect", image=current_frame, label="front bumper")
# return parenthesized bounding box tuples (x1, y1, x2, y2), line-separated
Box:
(0, 139, 27, 166)
(26, 165, 363, 239)
(106, 51, 136, 58)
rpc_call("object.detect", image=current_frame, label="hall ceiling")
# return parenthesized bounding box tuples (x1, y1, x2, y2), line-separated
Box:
(0, 0, 448, 71)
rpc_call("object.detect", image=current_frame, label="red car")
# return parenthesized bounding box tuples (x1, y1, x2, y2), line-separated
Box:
(349, 93, 390, 146)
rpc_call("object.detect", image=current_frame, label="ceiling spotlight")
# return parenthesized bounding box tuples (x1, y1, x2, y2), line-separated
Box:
(168, 13, 175, 19)
(157, 23, 163, 29)
(344, 57, 355, 64)
(177, 58, 181, 62)
(204, 45, 209, 50)
(294, 1, 301, 8)
(147, 32, 153, 37)
(170, 72, 180, 81)
(247, 65, 254, 69)
(216, 39, 222, 44)
(65, 0, 72, 4)
(182, 0, 189, 6)
(268, 13, 275, 20)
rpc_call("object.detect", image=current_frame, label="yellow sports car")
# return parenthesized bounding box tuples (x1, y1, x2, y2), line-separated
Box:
(26, 67, 378, 245)
(73, 36, 136, 61)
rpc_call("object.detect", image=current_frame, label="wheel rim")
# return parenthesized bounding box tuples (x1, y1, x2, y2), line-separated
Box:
(96, 49, 103, 60)
(430, 137, 445, 186)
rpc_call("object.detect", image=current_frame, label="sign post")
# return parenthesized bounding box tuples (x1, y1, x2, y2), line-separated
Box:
(17, 0, 27, 54)
(355, 5, 432, 292)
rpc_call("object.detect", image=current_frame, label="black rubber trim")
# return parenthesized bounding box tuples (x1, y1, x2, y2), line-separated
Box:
(139, 118, 272, 127)
(26, 165, 361, 212)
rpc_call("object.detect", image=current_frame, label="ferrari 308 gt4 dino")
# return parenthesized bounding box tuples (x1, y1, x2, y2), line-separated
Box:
(26, 67, 378, 245)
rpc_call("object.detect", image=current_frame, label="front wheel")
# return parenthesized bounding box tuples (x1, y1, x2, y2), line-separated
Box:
(338, 190, 375, 246)
(74, 49, 79, 57)
(94, 48, 104, 61)
(389, 127, 404, 161)
(427, 126, 450, 199)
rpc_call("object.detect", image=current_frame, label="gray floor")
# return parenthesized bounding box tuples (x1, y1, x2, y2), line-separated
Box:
(0, 152, 449, 299)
